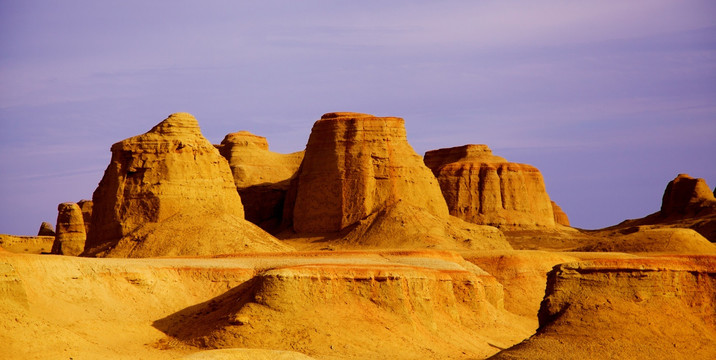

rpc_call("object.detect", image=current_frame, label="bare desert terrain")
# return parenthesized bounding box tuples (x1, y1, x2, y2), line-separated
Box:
(2, 112, 715, 359)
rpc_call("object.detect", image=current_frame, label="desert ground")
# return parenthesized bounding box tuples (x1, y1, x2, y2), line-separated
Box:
(2, 112, 715, 359)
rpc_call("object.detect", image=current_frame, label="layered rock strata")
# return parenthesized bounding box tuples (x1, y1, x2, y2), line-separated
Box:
(491, 256, 716, 359)
(216, 131, 303, 232)
(424, 144, 555, 228)
(609, 174, 716, 242)
(661, 173, 716, 216)
(291, 112, 449, 233)
(51, 202, 86, 256)
(84, 113, 291, 257)
(154, 251, 532, 359)
(77, 200, 93, 235)
(550, 201, 569, 226)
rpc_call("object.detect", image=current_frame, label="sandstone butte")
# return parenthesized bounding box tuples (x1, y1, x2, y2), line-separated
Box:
(606, 173, 716, 243)
(216, 131, 303, 232)
(424, 144, 557, 229)
(292, 112, 449, 232)
(83, 113, 292, 257)
(50, 202, 86, 256)
(286, 112, 511, 251)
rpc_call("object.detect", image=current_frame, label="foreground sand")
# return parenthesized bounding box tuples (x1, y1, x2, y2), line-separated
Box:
(3, 247, 714, 359)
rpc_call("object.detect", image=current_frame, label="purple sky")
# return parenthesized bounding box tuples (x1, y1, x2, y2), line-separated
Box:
(1, 1, 715, 235)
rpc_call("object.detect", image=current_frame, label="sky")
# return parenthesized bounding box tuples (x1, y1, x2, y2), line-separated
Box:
(1, 0, 715, 235)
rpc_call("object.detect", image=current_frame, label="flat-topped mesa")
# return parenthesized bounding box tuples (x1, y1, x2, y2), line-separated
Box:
(85, 113, 291, 257)
(291, 112, 449, 233)
(424, 144, 556, 228)
(51, 202, 86, 256)
(216, 130, 304, 232)
(423, 144, 506, 170)
(661, 173, 716, 216)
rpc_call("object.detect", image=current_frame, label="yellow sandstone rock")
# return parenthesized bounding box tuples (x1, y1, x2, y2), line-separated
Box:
(84, 113, 292, 257)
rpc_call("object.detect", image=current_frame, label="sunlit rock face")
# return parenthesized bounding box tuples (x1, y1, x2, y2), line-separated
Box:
(84, 113, 291, 257)
(661, 173, 716, 216)
(424, 144, 555, 228)
(291, 112, 449, 233)
(216, 130, 303, 232)
(51, 202, 86, 256)
(551, 201, 570, 226)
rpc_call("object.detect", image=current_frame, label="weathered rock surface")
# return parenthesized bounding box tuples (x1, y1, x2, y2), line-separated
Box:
(577, 227, 716, 253)
(216, 131, 303, 232)
(337, 200, 512, 251)
(154, 250, 532, 360)
(661, 173, 716, 216)
(37, 222, 55, 236)
(608, 174, 716, 242)
(465, 251, 583, 319)
(84, 113, 292, 257)
(291, 112, 449, 233)
(51, 202, 86, 256)
(424, 144, 555, 228)
(77, 199, 93, 235)
(550, 201, 569, 226)
(0, 234, 54, 254)
(491, 256, 716, 359)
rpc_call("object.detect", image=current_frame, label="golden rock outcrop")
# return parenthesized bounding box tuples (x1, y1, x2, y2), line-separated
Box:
(84, 113, 292, 257)
(37, 221, 55, 236)
(291, 112, 449, 233)
(550, 201, 569, 226)
(491, 257, 716, 359)
(50, 202, 86, 256)
(661, 173, 716, 216)
(216, 131, 303, 232)
(424, 144, 555, 228)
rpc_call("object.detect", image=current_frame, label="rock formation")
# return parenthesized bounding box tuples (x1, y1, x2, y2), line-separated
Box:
(424, 144, 556, 228)
(491, 257, 716, 359)
(154, 251, 532, 359)
(77, 200, 92, 235)
(0, 234, 54, 254)
(291, 112, 449, 233)
(84, 113, 292, 257)
(607, 174, 716, 242)
(661, 173, 716, 216)
(51, 202, 86, 256)
(216, 131, 303, 232)
(37, 222, 55, 236)
(550, 201, 569, 226)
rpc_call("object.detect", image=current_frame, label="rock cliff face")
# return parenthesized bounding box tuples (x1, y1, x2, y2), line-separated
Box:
(550, 201, 569, 226)
(661, 173, 716, 216)
(291, 112, 448, 233)
(84, 113, 292, 257)
(491, 257, 716, 359)
(51, 202, 86, 256)
(424, 144, 555, 228)
(216, 131, 303, 232)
